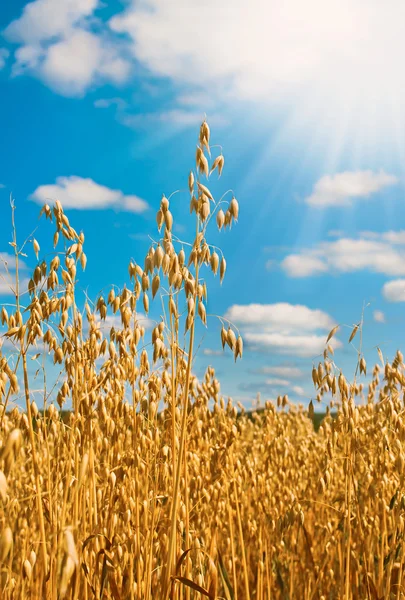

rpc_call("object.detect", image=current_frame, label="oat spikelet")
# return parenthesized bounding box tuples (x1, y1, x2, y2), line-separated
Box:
(23, 559, 32, 580)
(326, 325, 339, 344)
(220, 325, 227, 349)
(198, 301, 207, 326)
(152, 274, 160, 299)
(216, 210, 225, 230)
(197, 182, 213, 200)
(0, 471, 7, 502)
(188, 171, 194, 193)
(349, 324, 359, 343)
(59, 530, 79, 598)
(210, 155, 224, 177)
(33, 238, 40, 260)
(210, 252, 219, 275)
(235, 335, 243, 360)
(229, 197, 239, 220)
(220, 257, 226, 284)
(226, 327, 236, 350)
(0, 527, 13, 563)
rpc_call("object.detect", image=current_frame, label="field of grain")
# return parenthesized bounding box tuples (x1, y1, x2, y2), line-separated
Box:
(1, 121, 404, 600)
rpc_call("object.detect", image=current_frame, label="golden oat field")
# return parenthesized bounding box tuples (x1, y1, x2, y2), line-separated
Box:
(1, 121, 405, 600)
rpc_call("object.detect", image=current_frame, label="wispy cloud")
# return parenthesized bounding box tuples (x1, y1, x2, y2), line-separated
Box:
(0, 252, 29, 297)
(251, 365, 305, 378)
(117, 109, 226, 131)
(305, 171, 398, 207)
(203, 348, 225, 357)
(94, 93, 225, 131)
(0, 49, 9, 69)
(31, 176, 149, 213)
(238, 379, 307, 397)
(373, 310, 385, 323)
(94, 97, 128, 110)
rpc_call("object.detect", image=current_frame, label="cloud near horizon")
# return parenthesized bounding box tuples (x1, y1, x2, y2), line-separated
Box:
(225, 303, 339, 357)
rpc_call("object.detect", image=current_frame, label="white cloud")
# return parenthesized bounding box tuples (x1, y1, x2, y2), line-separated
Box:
(382, 279, 405, 302)
(6, 0, 405, 144)
(30, 176, 149, 213)
(94, 96, 225, 132)
(94, 97, 127, 109)
(306, 171, 398, 207)
(203, 348, 224, 356)
(239, 381, 283, 394)
(225, 302, 338, 357)
(0, 49, 9, 69)
(5, 0, 131, 96)
(281, 255, 328, 277)
(291, 385, 306, 396)
(281, 234, 405, 278)
(264, 377, 290, 386)
(0, 281, 15, 296)
(107, 0, 405, 142)
(5, 0, 98, 44)
(253, 365, 304, 378)
(177, 91, 215, 108)
(361, 230, 405, 244)
(244, 332, 340, 357)
(39, 30, 130, 96)
(118, 109, 226, 130)
(225, 303, 334, 333)
(238, 379, 308, 397)
(373, 310, 385, 323)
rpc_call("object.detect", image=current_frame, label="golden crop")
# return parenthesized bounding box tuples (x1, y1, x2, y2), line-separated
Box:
(0, 121, 403, 600)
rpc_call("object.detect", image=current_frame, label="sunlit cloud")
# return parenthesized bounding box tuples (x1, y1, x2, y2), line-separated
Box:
(5, 0, 405, 152)
(305, 171, 398, 207)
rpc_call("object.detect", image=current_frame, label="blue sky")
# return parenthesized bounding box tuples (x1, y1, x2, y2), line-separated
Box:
(1, 0, 405, 409)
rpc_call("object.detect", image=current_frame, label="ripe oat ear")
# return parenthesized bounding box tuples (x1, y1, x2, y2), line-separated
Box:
(326, 325, 339, 344)
(216, 209, 225, 230)
(348, 324, 359, 343)
(220, 257, 227, 283)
